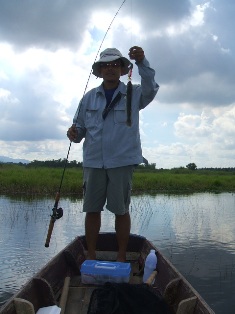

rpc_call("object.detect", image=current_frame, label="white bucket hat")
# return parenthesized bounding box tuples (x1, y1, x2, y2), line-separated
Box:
(92, 48, 133, 78)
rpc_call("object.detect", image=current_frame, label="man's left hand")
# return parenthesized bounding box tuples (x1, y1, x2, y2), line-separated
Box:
(128, 46, 145, 62)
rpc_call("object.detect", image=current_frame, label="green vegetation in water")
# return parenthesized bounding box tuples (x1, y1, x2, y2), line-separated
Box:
(1, 163, 235, 195)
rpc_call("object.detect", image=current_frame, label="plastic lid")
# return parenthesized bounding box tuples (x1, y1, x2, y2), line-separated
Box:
(150, 249, 155, 253)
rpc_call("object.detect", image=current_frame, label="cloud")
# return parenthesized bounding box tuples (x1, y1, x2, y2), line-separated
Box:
(0, 0, 91, 50)
(174, 106, 235, 148)
(0, 0, 235, 168)
(0, 50, 66, 141)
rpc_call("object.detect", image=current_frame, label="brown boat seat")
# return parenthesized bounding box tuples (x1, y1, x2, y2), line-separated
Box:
(14, 298, 61, 314)
(164, 278, 197, 314)
(176, 296, 197, 314)
(14, 277, 56, 314)
(14, 298, 35, 314)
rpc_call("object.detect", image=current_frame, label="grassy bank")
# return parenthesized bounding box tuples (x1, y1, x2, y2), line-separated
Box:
(1, 164, 235, 195)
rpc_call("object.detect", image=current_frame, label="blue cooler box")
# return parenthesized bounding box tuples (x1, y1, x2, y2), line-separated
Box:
(81, 260, 131, 284)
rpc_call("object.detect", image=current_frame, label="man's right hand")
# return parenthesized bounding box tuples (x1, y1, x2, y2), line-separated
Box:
(67, 124, 78, 142)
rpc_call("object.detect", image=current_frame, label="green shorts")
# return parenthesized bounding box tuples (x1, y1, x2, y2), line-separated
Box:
(83, 166, 135, 215)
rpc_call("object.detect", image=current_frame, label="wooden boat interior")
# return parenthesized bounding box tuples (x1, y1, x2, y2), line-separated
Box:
(0, 233, 214, 314)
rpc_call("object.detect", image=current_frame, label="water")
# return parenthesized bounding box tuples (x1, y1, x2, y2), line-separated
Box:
(0, 192, 235, 313)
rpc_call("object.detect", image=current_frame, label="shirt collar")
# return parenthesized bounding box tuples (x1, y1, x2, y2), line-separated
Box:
(96, 81, 127, 95)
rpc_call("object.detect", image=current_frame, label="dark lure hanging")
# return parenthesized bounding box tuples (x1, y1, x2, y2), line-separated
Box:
(126, 64, 133, 126)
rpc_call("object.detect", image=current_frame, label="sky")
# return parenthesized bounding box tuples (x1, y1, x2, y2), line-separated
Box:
(0, 0, 235, 169)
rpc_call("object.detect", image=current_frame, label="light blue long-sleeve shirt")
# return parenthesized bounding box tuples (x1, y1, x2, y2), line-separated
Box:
(73, 57, 159, 168)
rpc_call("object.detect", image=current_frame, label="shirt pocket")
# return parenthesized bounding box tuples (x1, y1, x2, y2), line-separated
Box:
(114, 103, 127, 124)
(85, 109, 99, 128)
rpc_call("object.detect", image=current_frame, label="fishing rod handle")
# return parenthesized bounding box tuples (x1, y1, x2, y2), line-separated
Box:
(45, 217, 55, 247)
(54, 191, 60, 208)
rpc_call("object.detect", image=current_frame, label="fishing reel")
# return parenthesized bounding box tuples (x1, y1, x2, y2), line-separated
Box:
(51, 207, 63, 220)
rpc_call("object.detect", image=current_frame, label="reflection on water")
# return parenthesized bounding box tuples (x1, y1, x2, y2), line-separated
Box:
(0, 193, 235, 313)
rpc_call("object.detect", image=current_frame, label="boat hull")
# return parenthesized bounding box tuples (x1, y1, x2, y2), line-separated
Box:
(0, 233, 214, 314)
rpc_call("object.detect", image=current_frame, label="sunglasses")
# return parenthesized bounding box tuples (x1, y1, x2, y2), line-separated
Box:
(100, 61, 122, 68)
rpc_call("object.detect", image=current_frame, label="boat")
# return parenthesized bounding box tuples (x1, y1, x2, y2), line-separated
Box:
(0, 233, 215, 314)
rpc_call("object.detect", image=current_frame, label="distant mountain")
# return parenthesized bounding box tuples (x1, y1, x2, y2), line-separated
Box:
(0, 156, 30, 164)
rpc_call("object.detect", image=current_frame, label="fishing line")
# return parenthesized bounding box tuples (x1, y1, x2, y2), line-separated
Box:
(45, 0, 128, 247)
(60, 0, 127, 195)
(60, 0, 127, 194)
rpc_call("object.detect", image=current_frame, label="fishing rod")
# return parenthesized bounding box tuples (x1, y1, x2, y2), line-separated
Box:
(45, 0, 128, 247)
(44, 145, 71, 247)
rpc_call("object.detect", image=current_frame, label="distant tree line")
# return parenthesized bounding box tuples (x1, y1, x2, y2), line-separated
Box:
(186, 163, 235, 172)
(137, 163, 156, 170)
(198, 167, 235, 172)
(25, 160, 158, 170)
(26, 159, 83, 168)
(1, 159, 235, 172)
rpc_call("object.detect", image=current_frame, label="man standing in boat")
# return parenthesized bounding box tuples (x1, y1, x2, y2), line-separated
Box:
(67, 46, 159, 261)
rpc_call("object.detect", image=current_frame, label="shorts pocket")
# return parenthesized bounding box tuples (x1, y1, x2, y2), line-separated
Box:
(82, 182, 86, 197)
(125, 182, 132, 209)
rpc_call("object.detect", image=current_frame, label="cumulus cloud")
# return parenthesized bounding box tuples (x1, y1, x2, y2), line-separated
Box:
(175, 106, 235, 148)
(0, 0, 235, 167)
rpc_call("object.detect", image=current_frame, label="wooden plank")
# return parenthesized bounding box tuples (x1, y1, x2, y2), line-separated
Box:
(130, 261, 143, 284)
(64, 287, 96, 314)
(146, 271, 158, 285)
(81, 288, 95, 314)
(59, 277, 70, 314)
(69, 276, 82, 287)
(88, 251, 140, 261)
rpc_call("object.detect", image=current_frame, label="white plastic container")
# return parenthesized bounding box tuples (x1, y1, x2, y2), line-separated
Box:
(143, 249, 157, 283)
(36, 305, 61, 314)
(81, 260, 131, 284)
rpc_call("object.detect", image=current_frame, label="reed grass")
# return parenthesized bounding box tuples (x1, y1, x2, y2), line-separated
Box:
(0, 164, 235, 195)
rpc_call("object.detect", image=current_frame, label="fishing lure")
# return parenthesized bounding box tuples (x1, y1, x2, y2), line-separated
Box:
(126, 64, 133, 126)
